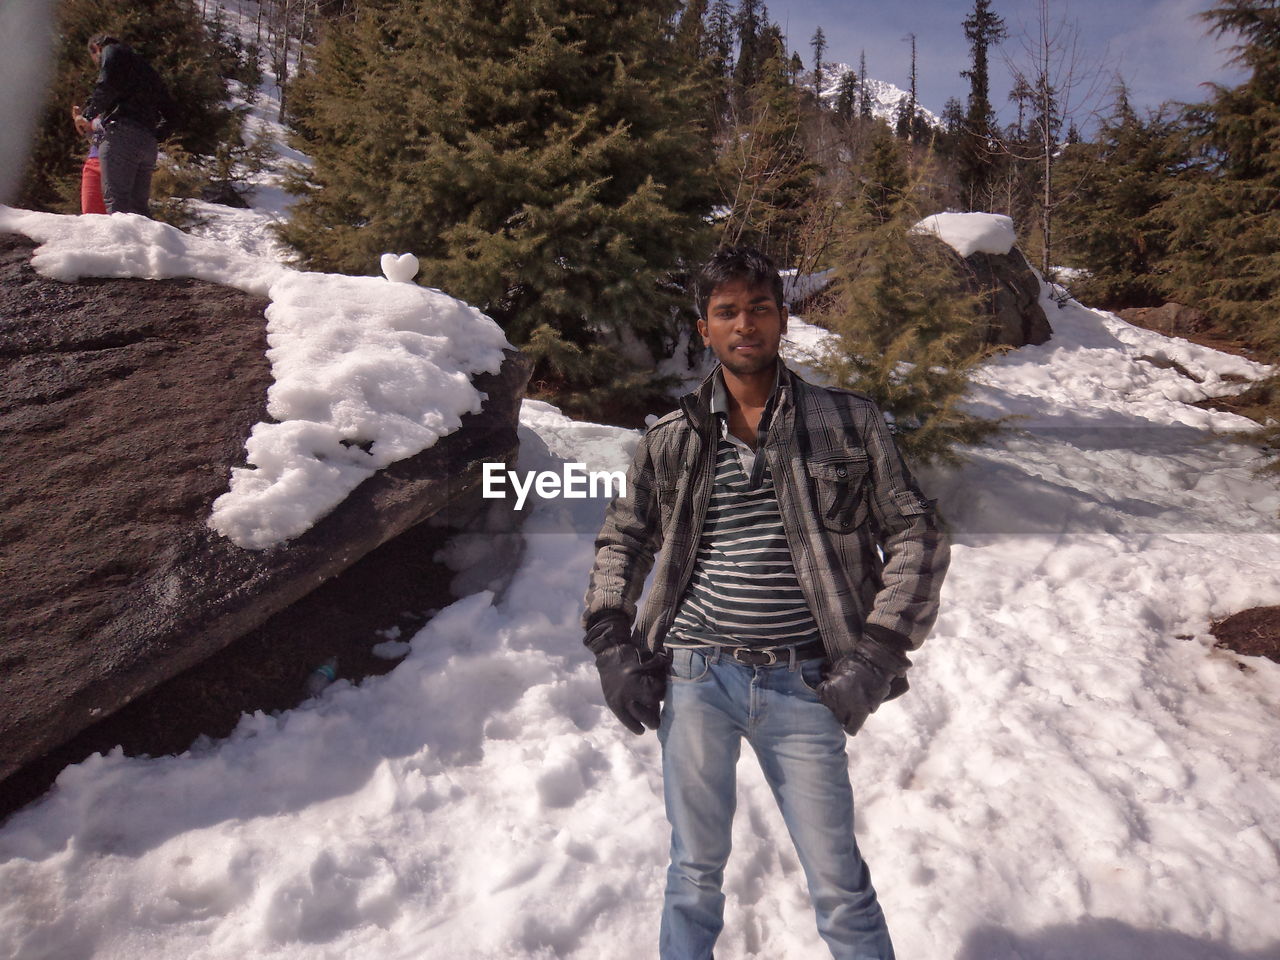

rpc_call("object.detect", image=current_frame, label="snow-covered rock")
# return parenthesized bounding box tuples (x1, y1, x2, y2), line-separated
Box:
(914, 212, 1017, 258)
(0, 214, 530, 788)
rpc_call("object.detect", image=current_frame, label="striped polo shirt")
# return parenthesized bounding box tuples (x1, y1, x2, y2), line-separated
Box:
(667, 370, 821, 649)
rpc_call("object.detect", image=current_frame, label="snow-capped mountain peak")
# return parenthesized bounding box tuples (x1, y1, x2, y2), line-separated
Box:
(817, 61, 942, 128)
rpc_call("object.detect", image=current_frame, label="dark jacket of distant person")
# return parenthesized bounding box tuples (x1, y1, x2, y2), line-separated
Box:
(81, 41, 172, 137)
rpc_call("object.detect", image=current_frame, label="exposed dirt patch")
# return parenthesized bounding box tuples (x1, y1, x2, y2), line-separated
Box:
(1116, 302, 1270, 363)
(1192, 376, 1279, 428)
(1135, 354, 1204, 383)
(1211, 606, 1280, 664)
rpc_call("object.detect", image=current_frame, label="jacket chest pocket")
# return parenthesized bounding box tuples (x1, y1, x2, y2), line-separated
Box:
(806, 454, 871, 532)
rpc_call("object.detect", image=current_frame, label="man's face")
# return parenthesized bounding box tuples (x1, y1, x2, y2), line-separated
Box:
(89, 44, 102, 66)
(698, 277, 787, 377)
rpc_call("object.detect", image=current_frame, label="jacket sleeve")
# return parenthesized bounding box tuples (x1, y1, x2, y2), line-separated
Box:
(83, 45, 125, 121)
(857, 403, 950, 651)
(582, 432, 664, 636)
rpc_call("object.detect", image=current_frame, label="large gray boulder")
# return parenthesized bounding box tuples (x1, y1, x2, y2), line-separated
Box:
(931, 238, 1053, 350)
(0, 232, 531, 785)
(789, 236, 1052, 351)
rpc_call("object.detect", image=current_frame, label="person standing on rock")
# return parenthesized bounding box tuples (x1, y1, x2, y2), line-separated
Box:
(583, 246, 950, 960)
(75, 34, 173, 216)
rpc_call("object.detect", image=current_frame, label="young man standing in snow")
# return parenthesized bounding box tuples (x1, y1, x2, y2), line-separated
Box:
(75, 34, 172, 217)
(583, 247, 949, 960)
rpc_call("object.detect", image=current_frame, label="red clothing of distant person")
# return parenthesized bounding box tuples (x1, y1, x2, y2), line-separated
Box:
(81, 155, 106, 215)
(73, 103, 107, 215)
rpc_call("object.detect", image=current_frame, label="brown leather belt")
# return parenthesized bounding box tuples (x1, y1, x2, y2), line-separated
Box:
(666, 639, 826, 666)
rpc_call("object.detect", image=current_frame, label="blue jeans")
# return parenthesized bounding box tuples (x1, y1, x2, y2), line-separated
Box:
(658, 646, 895, 960)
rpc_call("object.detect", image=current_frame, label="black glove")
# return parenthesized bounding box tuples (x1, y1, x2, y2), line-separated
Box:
(585, 614, 666, 735)
(816, 638, 911, 736)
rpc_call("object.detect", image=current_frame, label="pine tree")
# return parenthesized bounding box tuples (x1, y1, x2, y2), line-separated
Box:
(1158, 0, 1280, 348)
(716, 46, 819, 262)
(677, 0, 710, 58)
(811, 26, 826, 97)
(18, 0, 232, 211)
(1007, 74, 1034, 140)
(816, 147, 1001, 463)
(861, 126, 910, 222)
(281, 0, 716, 386)
(959, 0, 1008, 209)
(941, 97, 965, 134)
(1147, 1, 1280, 476)
(835, 70, 858, 122)
(858, 51, 873, 120)
(895, 33, 918, 141)
(707, 0, 736, 77)
(733, 0, 766, 102)
(705, 0, 737, 123)
(1056, 85, 1182, 308)
(894, 98, 913, 140)
(789, 51, 806, 84)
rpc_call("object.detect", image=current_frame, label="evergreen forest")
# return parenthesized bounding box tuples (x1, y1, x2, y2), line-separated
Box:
(18, 0, 1280, 462)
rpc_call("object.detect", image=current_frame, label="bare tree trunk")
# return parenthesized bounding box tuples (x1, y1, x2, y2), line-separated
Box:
(298, 0, 311, 76)
(1043, 144, 1052, 273)
(1003, 0, 1107, 273)
(278, 0, 293, 120)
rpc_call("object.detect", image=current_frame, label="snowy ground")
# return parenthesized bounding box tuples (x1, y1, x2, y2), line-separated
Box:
(3, 215, 1279, 959)
(3, 5, 1280, 957)
(2, 282, 1279, 958)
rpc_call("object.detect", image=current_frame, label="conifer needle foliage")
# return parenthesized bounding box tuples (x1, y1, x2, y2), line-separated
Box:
(1157, 0, 1280, 349)
(281, 0, 716, 385)
(1055, 87, 1182, 310)
(815, 137, 1002, 465)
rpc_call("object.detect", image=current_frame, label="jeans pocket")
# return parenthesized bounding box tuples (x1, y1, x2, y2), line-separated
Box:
(668, 647, 711, 682)
(797, 659, 827, 697)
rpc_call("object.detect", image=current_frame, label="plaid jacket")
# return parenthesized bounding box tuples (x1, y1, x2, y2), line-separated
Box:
(583, 364, 949, 661)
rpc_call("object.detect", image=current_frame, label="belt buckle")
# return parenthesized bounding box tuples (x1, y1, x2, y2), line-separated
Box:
(733, 647, 776, 666)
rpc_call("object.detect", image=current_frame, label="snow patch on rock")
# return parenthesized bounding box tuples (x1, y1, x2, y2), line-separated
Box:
(914, 211, 1017, 258)
(0, 206, 512, 550)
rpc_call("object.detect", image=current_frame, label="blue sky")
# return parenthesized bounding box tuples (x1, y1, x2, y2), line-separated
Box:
(768, 0, 1248, 123)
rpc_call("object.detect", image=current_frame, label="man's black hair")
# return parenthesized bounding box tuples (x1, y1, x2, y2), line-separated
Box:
(693, 246, 785, 320)
(87, 33, 121, 50)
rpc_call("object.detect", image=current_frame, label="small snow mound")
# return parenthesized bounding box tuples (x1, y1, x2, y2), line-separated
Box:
(914, 212, 1016, 258)
(380, 252, 419, 283)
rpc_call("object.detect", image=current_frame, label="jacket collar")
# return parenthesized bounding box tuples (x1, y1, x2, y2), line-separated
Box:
(680, 360, 796, 435)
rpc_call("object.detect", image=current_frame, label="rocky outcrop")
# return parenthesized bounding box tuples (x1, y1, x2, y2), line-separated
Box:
(0, 232, 530, 785)
(797, 236, 1053, 351)
(933, 239, 1053, 350)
